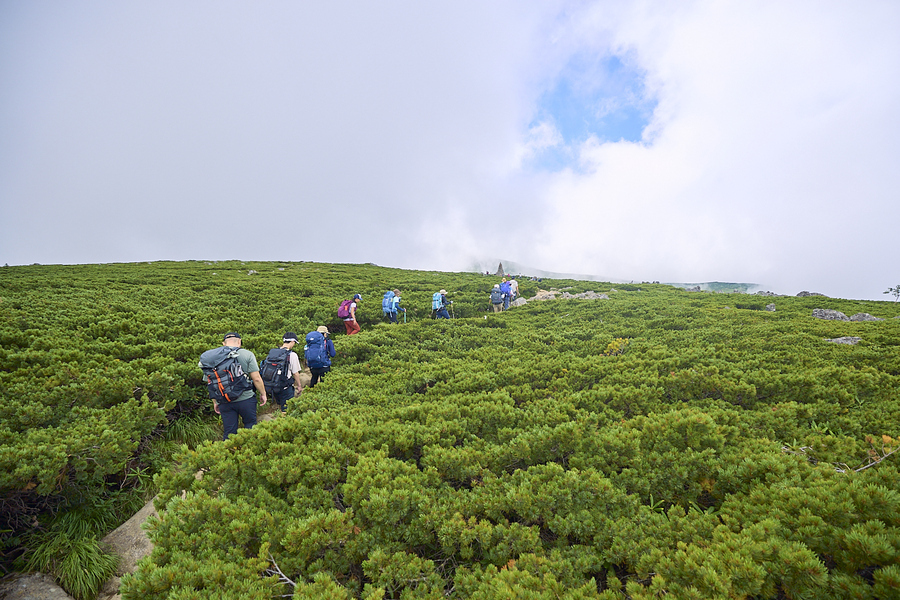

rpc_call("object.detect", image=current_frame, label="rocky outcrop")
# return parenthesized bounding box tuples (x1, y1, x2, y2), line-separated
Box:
(0, 573, 74, 599)
(849, 313, 884, 322)
(528, 290, 609, 302)
(797, 291, 826, 297)
(812, 308, 849, 321)
(765, 304, 776, 312)
(826, 337, 862, 345)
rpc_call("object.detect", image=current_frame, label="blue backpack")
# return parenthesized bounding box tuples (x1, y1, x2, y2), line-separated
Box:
(304, 331, 329, 369)
(199, 347, 253, 402)
(382, 290, 396, 314)
(432, 292, 443, 310)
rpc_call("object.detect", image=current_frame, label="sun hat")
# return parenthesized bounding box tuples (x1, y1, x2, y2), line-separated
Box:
(316, 325, 329, 334)
(439, 289, 446, 294)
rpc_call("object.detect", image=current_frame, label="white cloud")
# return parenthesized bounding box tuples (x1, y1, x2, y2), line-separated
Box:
(521, 1, 900, 299)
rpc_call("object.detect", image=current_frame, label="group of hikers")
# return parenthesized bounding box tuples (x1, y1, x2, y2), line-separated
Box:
(379, 288, 454, 322)
(489, 277, 519, 312)
(200, 280, 517, 439)
(198, 328, 335, 439)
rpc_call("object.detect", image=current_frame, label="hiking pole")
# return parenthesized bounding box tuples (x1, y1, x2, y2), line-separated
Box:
(450, 302, 455, 319)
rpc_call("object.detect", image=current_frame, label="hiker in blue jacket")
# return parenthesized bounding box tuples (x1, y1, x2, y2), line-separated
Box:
(305, 326, 336, 388)
(434, 289, 451, 319)
(500, 278, 512, 310)
(382, 289, 406, 324)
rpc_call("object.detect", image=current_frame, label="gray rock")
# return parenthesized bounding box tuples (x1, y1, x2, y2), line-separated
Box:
(528, 290, 608, 301)
(0, 573, 75, 599)
(849, 313, 884, 322)
(826, 337, 862, 345)
(101, 500, 157, 576)
(765, 304, 776, 312)
(797, 291, 826, 297)
(812, 308, 849, 321)
(510, 298, 528, 307)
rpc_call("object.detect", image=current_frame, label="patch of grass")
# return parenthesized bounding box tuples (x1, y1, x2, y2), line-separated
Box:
(24, 531, 119, 600)
(164, 412, 219, 448)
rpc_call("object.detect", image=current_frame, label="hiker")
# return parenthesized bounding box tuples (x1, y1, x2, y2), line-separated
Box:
(433, 289, 451, 319)
(500, 278, 512, 310)
(382, 289, 406, 324)
(508, 278, 519, 302)
(260, 332, 303, 413)
(490, 284, 504, 313)
(199, 332, 267, 440)
(339, 294, 362, 335)
(305, 325, 336, 388)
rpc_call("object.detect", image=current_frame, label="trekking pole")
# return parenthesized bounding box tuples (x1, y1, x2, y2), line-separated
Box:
(403, 310, 407, 324)
(450, 303, 455, 319)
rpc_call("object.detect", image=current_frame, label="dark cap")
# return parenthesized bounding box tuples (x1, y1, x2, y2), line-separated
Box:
(223, 332, 241, 340)
(283, 332, 298, 343)
(353, 293, 362, 300)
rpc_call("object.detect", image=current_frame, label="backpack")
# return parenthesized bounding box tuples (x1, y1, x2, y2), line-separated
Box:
(432, 292, 443, 310)
(259, 347, 292, 392)
(304, 331, 329, 369)
(337, 299, 353, 318)
(382, 290, 396, 314)
(490, 288, 503, 304)
(199, 347, 253, 402)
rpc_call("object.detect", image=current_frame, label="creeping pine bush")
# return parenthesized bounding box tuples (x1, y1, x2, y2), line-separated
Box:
(3, 262, 900, 598)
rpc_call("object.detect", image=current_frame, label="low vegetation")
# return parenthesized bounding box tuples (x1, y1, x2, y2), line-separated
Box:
(1, 261, 899, 599)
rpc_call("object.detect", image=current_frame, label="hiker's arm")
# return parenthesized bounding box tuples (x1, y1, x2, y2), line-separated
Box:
(249, 371, 268, 405)
(293, 371, 302, 392)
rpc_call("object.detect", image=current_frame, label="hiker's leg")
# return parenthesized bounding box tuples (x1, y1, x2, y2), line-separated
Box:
(219, 402, 240, 440)
(274, 386, 293, 412)
(236, 397, 257, 430)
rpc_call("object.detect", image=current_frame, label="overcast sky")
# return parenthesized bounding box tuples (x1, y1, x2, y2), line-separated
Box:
(2, 1, 898, 300)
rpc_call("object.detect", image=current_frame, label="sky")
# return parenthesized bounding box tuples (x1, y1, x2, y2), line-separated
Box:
(1, 1, 898, 301)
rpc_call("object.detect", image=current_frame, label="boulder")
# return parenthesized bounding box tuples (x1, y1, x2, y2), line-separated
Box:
(101, 499, 157, 576)
(812, 308, 849, 321)
(797, 291, 826, 297)
(0, 573, 74, 599)
(826, 337, 862, 345)
(510, 298, 528, 308)
(765, 304, 776, 312)
(849, 313, 884, 322)
(530, 289, 610, 301)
